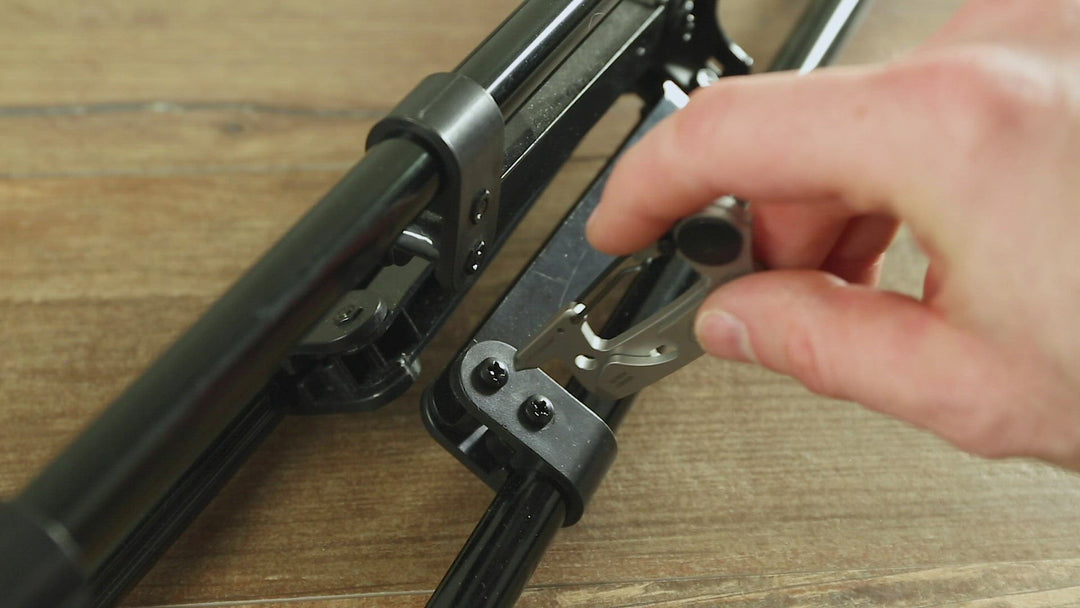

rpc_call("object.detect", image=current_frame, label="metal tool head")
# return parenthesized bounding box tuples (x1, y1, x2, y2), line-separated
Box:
(515, 196, 753, 399)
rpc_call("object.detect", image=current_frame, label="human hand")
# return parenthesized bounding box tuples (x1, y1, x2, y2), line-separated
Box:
(587, 0, 1080, 469)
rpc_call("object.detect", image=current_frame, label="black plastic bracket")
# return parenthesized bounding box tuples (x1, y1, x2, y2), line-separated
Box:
(287, 257, 430, 413)
(660, 0, 753, 89)
(448, 340, 617, 525)
(367, 72, 504, 290)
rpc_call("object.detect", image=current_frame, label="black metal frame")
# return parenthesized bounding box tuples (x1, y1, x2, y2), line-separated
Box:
(0, 2, 871, 607)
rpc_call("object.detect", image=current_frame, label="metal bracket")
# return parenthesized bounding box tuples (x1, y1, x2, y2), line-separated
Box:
(367, 72, 504, 290)
(448, 340, 617, 525)
(514, 197, 753, 399)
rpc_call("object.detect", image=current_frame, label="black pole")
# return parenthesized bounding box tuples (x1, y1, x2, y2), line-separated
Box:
(13, 138, 439, 571)
(456, 0, 619, 116)
(426, 472, 566, 608)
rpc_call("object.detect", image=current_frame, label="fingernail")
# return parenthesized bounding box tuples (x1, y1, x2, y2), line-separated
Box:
(695, 310, 757, 363)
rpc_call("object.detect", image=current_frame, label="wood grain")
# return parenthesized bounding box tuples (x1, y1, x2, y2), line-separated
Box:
(3, 1, 1079, 607)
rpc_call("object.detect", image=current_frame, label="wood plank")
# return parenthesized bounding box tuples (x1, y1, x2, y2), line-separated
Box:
(0, 109, 382, 179)
(0, 1, 509, 107)
(129, 560, 1080, 607)
(0, 98, 640, 178)
(0, 0, 956, 108)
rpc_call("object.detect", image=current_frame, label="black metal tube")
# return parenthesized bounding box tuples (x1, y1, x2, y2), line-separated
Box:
(16, 139, 438, 573)
(456, 0, 620, 116)
(426, 472, 566, 608)
(5, 3, 649, 601)
(769, 0, 873, 72)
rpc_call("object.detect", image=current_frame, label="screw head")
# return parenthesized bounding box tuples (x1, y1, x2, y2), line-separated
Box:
(334, 305, 363, 326)
(520, 395, 555, 429)
(470, 189, 490, 225)
(464, 240, 487, 275)
(475, 357, 509, 390)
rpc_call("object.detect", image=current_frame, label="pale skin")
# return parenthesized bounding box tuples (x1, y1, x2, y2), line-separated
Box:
(587, 0, 1080, 470)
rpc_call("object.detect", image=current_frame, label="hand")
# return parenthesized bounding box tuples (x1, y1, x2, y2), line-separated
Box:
(587, 0, 1080, 469)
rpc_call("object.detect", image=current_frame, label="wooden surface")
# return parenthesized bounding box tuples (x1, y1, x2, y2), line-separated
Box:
(3, 1, 1080, 606)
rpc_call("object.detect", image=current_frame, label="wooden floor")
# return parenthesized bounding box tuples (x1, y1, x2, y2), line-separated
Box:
(3, 1, 1080, 606)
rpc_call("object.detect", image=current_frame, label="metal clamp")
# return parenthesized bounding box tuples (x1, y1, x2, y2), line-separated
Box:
(367, 72, 504, 290)
(515, 196, 753, 399)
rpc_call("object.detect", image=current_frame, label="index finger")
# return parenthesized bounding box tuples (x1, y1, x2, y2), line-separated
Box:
(587, 66, 910, 255)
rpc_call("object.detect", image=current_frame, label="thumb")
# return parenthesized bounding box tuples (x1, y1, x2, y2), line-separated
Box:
(694, 270, 1080, 465)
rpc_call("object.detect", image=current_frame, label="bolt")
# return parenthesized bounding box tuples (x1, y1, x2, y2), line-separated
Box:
(476, 357, 509, 390)
(520, 395, 555, 429)
(464, 240, 487, 275)
(695, 68, 719, 88)
(470, 189, 490, 225)
(334, 305, 363, 326)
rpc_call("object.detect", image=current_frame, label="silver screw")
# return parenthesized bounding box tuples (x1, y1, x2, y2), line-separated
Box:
(334, 305, 362, 326)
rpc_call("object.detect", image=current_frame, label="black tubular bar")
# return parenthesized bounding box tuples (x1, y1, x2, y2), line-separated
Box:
(456, 0, 621, 116)
(426, 473, 566, 608)
(1, 1, 628, 605)
(3, 137, 440, 605)
(16, 138, 439, 572)
(425, 1, 876, 605)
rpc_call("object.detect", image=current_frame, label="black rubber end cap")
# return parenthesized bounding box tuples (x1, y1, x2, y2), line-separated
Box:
(0, 502, 87, 608)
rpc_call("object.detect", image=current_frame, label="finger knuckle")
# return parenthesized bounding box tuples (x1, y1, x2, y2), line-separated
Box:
(882, 53, 1063, 167)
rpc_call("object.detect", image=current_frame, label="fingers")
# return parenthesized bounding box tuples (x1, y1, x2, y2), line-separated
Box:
(693, 270, 1080, 463)
(588, 67, 903, 255)
(748, 201, 899, 283)
(750, 198, 851, 270)
(820, 213, 900, 284)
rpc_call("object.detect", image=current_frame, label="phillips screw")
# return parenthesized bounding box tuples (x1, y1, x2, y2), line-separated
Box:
(520, 395, 554, 429)
(470, 189, 490, 225)
(475, 357, 509, 390)
(464, 240, 487, 275)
